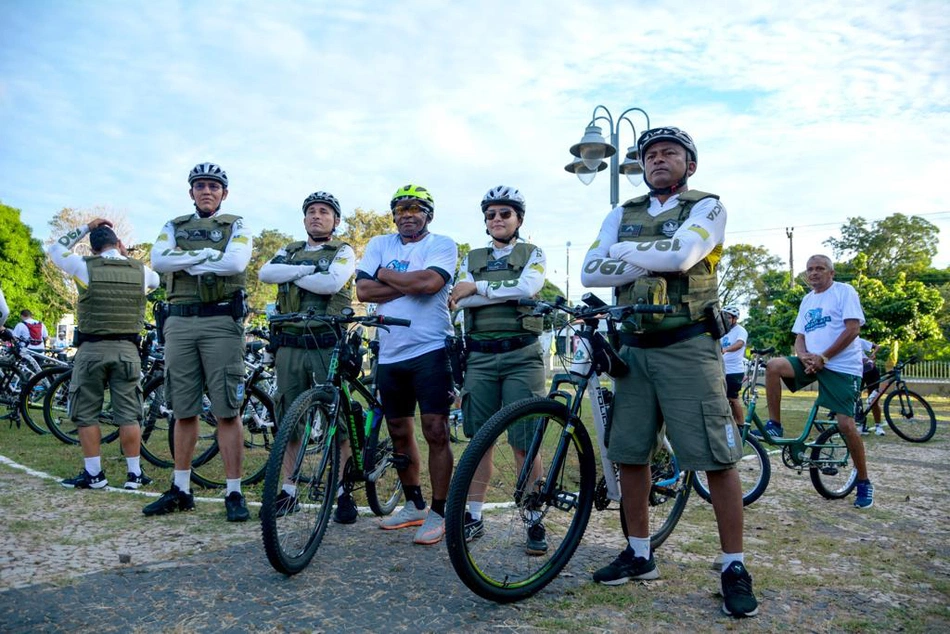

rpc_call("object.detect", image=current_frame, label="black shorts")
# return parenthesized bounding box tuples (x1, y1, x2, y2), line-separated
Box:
(725, 372, 744, 399)
(376, 348, 454, 419)
(862, 366, 881, 392)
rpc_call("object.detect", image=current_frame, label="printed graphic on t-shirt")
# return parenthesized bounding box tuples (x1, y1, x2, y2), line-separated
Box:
(804, 308, 832, 332)
(385, 259, 409, 272)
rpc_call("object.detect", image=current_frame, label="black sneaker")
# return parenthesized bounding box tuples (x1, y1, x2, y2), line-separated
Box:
(721, 561, 759, 617)
(124, 471, 153, 490)
(61, 469, 108, 490)
(592, 547, 659, 585)
(525, 522, 548, 555)
(463, 512, 484, 543)
(333, 494, 358, 524)
(225, 491, 250, 522)
(143, 485, 195, 516)
(273, 490, 300, 518)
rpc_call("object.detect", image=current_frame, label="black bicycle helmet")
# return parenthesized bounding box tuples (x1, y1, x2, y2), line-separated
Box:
(637, 127, 697, 195)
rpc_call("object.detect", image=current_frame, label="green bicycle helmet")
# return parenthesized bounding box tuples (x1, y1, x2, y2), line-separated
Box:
(390, 184, 435, 215)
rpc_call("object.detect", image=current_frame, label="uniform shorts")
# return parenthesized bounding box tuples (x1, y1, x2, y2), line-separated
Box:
(460, 340, 546, 450)
(164, 315, 245, 419)
(609, 334, 742, 472)
(376, 347, 453, 419)
(725, 372, 744, 399)
(274, 344, 333, 422)
(68, 340, 142, 428)
(782, 356, 861, 417)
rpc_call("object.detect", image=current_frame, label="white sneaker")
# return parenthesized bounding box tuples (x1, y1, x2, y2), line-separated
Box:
(413, 510, 445, 545)
(379, 502, 427, 530)
(875, 425, 886, 436)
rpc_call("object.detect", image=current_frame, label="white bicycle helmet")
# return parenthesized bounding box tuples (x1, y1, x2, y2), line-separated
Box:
(302, 191, 341, 217)
(722, 305, 740, 318)
(481, 185, 525, 216)
(188, 162, 228, 188)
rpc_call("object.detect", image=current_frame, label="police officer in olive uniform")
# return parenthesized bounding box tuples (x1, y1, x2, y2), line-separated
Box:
(258, 191, 358, 523)
(581, 128, 758, 617)
(46, 218, 160, 490)
(449, 185, 548, 555)
(145, 162, 254, 522)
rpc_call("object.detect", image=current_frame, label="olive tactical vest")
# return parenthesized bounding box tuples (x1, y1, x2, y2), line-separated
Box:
(275, 240, 353, 335)
(616, 190, 722, 331)
(78, 256, 146, 335)
(464, 242, 542, 337)
(164, 213, 246, 304)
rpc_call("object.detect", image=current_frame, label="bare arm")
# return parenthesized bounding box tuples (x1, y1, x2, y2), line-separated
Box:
(376, 267, 447, 296)
(722, 338, 746, 353)
(799, 319, 861, 373)
(356, 277, 404, 303)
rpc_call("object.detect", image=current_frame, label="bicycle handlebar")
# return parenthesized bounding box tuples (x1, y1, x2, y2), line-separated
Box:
(517, 295, 674, 321)
(269, 309, 411, 329)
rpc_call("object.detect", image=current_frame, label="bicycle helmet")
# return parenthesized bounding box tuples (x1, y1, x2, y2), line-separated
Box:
(637, 127, 697, 195)
(188, 162, 228, 188)
(390, 184, 434, 216)
(302, 191, 341, 217)
(480, 186, 525, 216)
(722, 305, 740, 318)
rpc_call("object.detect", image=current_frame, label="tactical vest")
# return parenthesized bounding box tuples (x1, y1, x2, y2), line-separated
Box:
(275, 240, 353, 335)
(616, 190, 722, 331)
(164, 213, 246, 304)
(78, 256, 146, 335)
(464, 243, 542, 337)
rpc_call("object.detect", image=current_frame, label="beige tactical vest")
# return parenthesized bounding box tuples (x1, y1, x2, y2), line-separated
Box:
(464, 242, 542, 337)
(164, 213, 246, 304)
(78, 256, 146, 335)
(274, 240, 353, 335)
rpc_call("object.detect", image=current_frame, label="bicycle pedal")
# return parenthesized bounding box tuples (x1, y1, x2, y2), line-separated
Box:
(821, 467, 839, 476)
(553, 490, 578, 511)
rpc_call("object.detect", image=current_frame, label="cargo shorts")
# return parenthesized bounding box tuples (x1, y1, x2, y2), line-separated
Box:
(68, 340, 142, 427)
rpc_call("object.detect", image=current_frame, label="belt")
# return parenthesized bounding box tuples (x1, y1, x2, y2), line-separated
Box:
(465, 335, 538, 354)
(168, 302, 233, 318)
(273, 332, 337, 350)
(76, 332, 141, 346)
(620, 321, 711, 349)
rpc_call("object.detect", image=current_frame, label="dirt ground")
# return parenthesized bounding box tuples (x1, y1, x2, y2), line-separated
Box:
(1, 430, 948, 632)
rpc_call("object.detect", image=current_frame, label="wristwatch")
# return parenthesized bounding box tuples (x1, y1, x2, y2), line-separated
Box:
(819, 354, 830, 364)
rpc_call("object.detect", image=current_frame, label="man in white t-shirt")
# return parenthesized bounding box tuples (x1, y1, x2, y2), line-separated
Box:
(13, 310, 49, 352)
(355, 184, 458, 546)
(762, 254, 873, 509)
(720, 306, 747, 426)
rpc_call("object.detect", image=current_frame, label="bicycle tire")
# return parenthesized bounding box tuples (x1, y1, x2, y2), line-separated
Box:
(884, 389, 936, 443)
(18, 366, 66, 435)
(647, 437, 693, 551)
(690, 433, 771, 507)
(183, 383, 277, 488)
(260, 387, 339, 575)
(43, 369, 120, 445)
(444, 397, 596, 603)
(364, 409, 403, 516)
(809, 426, 857, 499)
(139, 375, 174, 468)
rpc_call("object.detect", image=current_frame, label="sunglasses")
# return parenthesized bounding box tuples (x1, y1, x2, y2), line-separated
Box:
(393, 204, 429, 217)
(192, 182, 223, 192)
(484, 209, 514, 221)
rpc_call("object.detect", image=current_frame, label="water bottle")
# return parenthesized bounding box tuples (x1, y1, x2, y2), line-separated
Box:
(866, 389, 879, 408)
(569, 336, 593, 377)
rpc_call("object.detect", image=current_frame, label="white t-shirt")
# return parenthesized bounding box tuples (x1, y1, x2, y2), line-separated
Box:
(792, 281, 865, 377)
(356, 233, 457, 364)
(13, 319, 48, 352)
(721, 323, 748, 375)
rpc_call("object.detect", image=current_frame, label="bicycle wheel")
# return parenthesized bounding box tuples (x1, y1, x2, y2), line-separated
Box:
(690, 433, 771, 507)
(260, 388, 339, 575)
(884, 389, 936, 443)
(43, 370, 120, 445)
(444, 397, 596, 603)
(809, 426, 857, 499)
(364, 409, 403, 516)
(647, 437, 693, 550)
(140, 376, 174, 468)
(18, 366, 66, 435)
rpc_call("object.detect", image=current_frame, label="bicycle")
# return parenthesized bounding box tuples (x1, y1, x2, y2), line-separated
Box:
(853, 356, 936, 443)
(16, 351, 71, 435)
(741, 347, 857, 499)
(260, 307, 410, 575)
(444, 294, 692, 603)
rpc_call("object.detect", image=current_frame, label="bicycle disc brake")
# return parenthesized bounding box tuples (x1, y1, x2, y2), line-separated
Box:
(594, 475, 610, 511)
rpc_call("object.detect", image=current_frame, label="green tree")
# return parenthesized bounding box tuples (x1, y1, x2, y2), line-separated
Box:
(245, 228, 294, 324)
(717, 244, 784, 309)
(338, 207, 393, 261)
(824, 214, 938, 280)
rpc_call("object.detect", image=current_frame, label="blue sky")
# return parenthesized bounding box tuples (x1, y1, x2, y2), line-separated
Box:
(2, 0, 948, 303)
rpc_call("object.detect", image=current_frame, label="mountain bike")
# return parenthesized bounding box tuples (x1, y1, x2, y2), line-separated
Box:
(260, 307, 410, 575)
(742, 347, 857, 499)
(444, 294, 692, 603)
(13, 347, 71, 434)
(853, 356, 936, 443)
(692, 347, 772, 507)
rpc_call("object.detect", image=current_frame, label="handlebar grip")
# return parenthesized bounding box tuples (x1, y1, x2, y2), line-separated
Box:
(377, 316, 411, 327)
(517, 299, 538, 308)
(629, 304, 675, 314)
(581, 292, 607, 308)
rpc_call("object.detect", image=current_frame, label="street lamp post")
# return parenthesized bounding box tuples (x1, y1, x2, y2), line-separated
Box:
(565, 241, 571, 303)
(565, 105, 651, 207)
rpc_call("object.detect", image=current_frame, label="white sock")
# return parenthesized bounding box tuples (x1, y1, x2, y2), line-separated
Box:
(126, 456, 141, 476)
(226, 478, 242, 496)
(468, 501, 484, 521)
(527, 510, 542, 523)
(84, 456, 102, 475)
(337, 485, 346, 497)
(282, 483, 297, 496)
(721, 552, 744, 572)
(173, 470, 191, 493)
(627, 536, 651, 559)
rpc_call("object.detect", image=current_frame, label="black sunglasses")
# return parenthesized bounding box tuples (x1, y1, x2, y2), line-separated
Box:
(484, 209, 514, 221)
